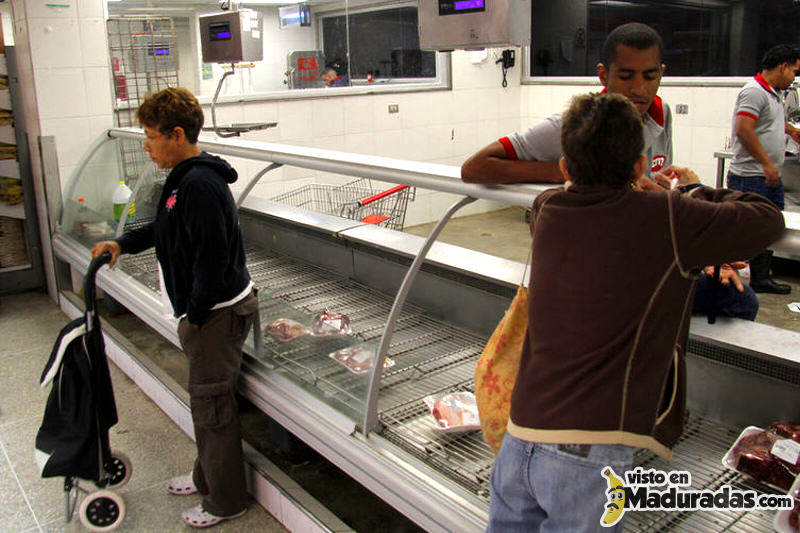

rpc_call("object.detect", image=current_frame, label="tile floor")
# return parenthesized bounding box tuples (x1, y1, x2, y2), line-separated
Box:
(0, 291, 286, 533)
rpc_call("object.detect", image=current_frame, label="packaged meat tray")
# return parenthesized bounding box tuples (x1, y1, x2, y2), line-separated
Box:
(772, 423, 800, 442)
(311, 308, 352, 336)
(266, 318, 309, 343)
(329, 346, 394, 375)
(773, 475, 800, 533)
(423, 392, 480, 434)
(722, 426, 800, 491)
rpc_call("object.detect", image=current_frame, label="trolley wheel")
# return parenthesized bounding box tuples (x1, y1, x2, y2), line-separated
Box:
(78, 490, 126, 532)
(104, 451, 132, 489)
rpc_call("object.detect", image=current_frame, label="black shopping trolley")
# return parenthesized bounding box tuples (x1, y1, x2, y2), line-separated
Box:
(35, 252, 132, 532)
(271, 178, 416, 230)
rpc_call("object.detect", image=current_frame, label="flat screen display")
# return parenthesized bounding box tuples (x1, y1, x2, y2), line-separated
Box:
(454, 0, 484, 10)
(209, 22, 232, 41)
(438, 0, 485, 15)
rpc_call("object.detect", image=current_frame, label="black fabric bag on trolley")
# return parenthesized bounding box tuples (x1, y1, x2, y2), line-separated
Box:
(34, 254, 118, 482)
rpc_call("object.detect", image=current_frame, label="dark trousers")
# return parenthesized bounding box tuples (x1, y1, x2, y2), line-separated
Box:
(692, 273, 758, 321)
(726, 172, 785, 209)
(177, 291, 258, 516)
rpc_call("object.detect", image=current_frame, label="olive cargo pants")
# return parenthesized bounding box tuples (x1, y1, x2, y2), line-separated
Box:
(177, 291, 258, 516)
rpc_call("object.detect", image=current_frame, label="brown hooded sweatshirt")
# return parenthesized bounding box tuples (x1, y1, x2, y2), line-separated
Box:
(508, 184, 785, 460)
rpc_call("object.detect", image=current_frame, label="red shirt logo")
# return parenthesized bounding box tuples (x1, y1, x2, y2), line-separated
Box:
(165, 194, 177, 211)
(651, 155, 666, 172)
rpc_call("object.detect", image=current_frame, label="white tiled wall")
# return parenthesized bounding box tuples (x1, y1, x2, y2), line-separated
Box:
(11, 0, 114, 188)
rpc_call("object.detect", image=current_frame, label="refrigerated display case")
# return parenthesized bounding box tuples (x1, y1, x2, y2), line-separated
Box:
(53, 128, 800, 532)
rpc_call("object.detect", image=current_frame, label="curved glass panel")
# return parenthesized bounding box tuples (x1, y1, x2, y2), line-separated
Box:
(61, 139, 126, 248)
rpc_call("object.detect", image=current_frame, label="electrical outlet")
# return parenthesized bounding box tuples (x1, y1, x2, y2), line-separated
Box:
(388, 104, 399, 114)
(675, 104, 689, 115)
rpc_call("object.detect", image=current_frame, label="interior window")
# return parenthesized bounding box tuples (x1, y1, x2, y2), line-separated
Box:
(321, 6, 437, 82)
(106, 1, 442, 100)
(530, 0, 800, 77)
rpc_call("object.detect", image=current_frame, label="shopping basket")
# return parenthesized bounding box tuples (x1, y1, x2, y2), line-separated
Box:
(271, 178, 416, 231)
(35, 252, 132, 532)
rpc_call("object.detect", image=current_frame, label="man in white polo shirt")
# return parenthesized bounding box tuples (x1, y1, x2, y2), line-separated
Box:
(462, 22, 760, 321)
(462, 22, 671, 186)
(728, 44, 800, 294)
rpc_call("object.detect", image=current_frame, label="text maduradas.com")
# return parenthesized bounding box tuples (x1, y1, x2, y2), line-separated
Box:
(622, 468, 793, 511)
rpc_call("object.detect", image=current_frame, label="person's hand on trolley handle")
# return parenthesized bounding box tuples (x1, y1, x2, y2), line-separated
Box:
(91, 241, 121, 268)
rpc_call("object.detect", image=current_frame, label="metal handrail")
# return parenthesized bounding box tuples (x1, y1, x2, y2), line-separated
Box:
(106, 127, 548, 208)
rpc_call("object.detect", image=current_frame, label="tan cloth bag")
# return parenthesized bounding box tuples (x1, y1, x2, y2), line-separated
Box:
(475, 260, 529, 454)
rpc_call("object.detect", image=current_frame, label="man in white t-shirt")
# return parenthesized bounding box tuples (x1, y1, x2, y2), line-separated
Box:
(462, 22, 759, 321)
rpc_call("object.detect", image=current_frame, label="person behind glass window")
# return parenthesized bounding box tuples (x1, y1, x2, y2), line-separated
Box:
(321, 60, 350, 87)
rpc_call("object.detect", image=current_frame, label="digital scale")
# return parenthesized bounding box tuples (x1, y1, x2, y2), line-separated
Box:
(418, 0, 530, 50)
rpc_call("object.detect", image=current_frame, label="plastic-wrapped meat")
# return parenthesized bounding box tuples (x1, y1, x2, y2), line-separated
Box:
(311, 308, 352, 336)
(424, 392, 480, 432)
(329, 346, 394, 375)
(731, 430, 799, 490)
(771, 422, 800, 443)
(266, 319, 309, 343)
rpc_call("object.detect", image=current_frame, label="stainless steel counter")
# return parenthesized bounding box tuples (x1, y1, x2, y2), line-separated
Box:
(51, 130, 800, 532)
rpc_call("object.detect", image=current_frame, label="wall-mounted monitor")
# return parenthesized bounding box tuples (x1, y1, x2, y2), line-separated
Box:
(418, 0, 530, 50)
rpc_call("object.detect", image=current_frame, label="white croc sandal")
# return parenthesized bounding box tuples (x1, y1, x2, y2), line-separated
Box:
(167, 473, 198, 495)
(181, 504, 247, 528)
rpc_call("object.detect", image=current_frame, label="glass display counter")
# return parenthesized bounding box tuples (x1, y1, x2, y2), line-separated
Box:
(53, 128, 800, 533)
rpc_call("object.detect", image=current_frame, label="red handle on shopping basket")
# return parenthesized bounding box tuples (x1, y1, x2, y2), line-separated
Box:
(358, 185, 409, 207)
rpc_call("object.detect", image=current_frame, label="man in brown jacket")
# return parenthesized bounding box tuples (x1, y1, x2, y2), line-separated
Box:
(487, 93, 785, 532)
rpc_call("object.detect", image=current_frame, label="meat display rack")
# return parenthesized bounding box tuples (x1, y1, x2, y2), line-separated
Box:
(54, 129, 800, 532)
(112, 243, 780, 533)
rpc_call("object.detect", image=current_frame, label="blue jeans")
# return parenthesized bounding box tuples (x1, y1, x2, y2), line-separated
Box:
(488, 433, 635, 533)
(727, 172, 784, 210)
(692, 272, 758, 321)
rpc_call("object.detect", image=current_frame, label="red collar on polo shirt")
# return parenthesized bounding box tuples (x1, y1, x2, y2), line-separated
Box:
(754, 72, 778, 96)
(600, 87, 665, 127)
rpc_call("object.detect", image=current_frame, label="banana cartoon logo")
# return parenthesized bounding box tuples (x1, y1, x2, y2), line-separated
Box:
(601, 467, 626, 527)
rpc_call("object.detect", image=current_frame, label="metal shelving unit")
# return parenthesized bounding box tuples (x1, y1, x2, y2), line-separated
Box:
(106, 17, 178, 186)
(0, 46, 44, 293)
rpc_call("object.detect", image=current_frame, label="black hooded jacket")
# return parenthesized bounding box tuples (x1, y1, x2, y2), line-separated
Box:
(116, 152, 251, 326)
